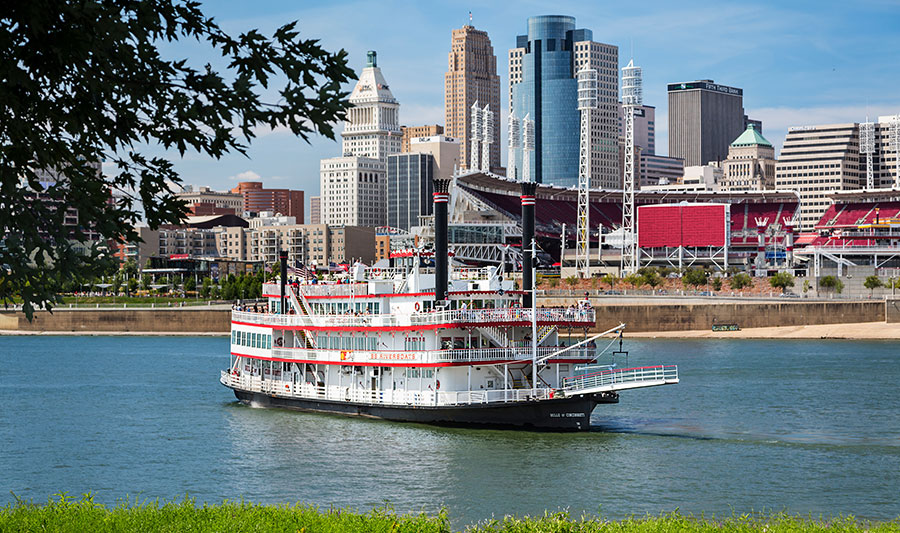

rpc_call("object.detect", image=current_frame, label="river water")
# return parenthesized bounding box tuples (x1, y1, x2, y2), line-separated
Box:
(1, 336, 898, 527)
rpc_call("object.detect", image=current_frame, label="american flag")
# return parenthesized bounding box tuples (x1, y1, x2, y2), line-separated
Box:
(289, 260, 316, 280)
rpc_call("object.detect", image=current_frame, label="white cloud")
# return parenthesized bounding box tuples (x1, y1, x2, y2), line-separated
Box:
(228, 170, 262, 181)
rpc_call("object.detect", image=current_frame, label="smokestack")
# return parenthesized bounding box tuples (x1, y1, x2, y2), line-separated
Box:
(433, 177, 451, 305)
(521, 182, 537, 307)
(279, 249, 288, 313)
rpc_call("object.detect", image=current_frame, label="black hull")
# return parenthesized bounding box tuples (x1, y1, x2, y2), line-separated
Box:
(231, 388, 619, 431)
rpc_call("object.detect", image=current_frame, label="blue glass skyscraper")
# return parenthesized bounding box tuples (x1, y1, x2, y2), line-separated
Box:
(511, 16, 592, 188)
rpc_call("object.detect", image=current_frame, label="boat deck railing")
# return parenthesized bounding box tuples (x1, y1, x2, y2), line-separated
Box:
(221, 370, 552, 407)
(561, 365, 679, 396)
(266, 346, 595, 365)
(232, 307, 595, 329)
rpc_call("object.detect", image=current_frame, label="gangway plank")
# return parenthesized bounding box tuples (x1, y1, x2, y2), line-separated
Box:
(559, 365, 678, 397)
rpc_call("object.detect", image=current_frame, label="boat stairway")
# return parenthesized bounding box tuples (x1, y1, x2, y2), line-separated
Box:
(288, 286, 318, 349)
(535, 325, 557, 345)
(558, 365, 679, 397)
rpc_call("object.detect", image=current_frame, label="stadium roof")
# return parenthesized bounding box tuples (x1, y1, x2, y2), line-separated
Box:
(454, 171, 799, 204)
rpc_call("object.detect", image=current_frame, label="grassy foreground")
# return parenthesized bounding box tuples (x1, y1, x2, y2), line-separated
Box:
(2, 495, 899, 532)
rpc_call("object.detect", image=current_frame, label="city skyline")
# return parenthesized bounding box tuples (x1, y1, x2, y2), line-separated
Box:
(137, 0, 900, 213)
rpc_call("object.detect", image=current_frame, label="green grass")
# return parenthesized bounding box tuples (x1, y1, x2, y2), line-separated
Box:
(2, 495, 898, 532)
(0, 494, 448, 532)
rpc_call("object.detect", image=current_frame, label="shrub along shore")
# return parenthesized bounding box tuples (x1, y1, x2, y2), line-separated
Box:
(2, 496, 899, 532)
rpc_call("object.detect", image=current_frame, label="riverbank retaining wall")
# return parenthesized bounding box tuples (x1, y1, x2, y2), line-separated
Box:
(1, 300, 889, 334)
(541, 299, 885, 333)
(0, 308, 231, 333)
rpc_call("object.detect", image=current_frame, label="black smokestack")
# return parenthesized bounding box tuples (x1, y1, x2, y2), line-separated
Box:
(433, 178, 451, 305)
(521, 182, 536, 307)
(279, 249, 288, 313)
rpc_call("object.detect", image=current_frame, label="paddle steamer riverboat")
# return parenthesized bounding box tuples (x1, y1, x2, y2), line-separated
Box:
(220, 179, 678, 430)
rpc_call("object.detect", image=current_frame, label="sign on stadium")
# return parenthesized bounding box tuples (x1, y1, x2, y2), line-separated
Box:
(638, 203, 730, 248)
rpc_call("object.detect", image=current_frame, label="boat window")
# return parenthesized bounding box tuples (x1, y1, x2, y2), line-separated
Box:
(267, 335, 272, 349)
(408, 368, 420, 378)
(423, 369, 434, 379)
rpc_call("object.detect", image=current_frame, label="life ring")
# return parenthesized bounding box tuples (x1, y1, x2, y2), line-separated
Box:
(371, 267, 382, 277)
(414, 302, 421, 312)
(435, 379, 441, 390)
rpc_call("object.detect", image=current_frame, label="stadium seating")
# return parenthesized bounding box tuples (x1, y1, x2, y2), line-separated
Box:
(815, 201, 900, 229)
(461, 185, 799, 248)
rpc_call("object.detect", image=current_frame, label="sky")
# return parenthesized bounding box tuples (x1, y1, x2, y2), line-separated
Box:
(132, 0, 900, 222)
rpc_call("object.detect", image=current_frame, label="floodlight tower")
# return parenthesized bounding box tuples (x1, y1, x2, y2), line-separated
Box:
(620, 59, 642, 275)
(860, 119, 875, 189)
(481, 104, 494, 173)
(508, 112, 521, 181)
(522, 114, 534, 183)
(576, 67, 598, 278)
(469, 101, 482, 171)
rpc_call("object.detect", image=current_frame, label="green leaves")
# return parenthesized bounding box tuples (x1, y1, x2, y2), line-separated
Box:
(0, 1, 355, 318)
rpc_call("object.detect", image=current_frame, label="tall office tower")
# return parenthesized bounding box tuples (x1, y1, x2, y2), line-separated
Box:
(668, 80, 756, 167)
(387, 153, 435, 231)
(720, 125, 776, 192)
(321, 52, 398, 227)
(618, 104, 656, 155)
(445, 25, 501, 172)
(341, 51, 401, 163)
(319, 156, 386, 227)
(509, 15, 619, 188)
(407, 134, 461, 182)
(401, 125, 443, 153)
(309, 196, 321, 225)
(775, 123, 861, 231)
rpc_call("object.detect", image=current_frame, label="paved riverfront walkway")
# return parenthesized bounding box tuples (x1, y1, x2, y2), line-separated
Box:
(632, 321, 900, 340)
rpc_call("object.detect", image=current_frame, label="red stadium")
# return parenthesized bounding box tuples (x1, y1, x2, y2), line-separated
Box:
(450, 171, 799, 273)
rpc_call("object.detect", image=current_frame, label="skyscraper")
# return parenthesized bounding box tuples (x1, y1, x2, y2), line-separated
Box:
(320, 51, 396, 227)
(509, 15, 619, 188)
(386, 153, 434, 231)
(667, 80, 759, 167)
(445, 25, 501, 172)
(341, 51, 401, 163)
(775, 123, 860, 230)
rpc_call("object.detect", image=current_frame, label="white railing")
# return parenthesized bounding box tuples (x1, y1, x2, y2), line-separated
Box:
(268, 346, 596, 365)
(233, 307, 595, 329)
(221, 370, 552, 407)
(561, 365, 678, 394)
(364, 267, 407, 280)
(411, 307, 595, 326)
(451, 267, 493, 280)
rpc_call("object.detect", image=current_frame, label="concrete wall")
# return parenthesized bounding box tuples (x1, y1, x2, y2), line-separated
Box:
(538, 299, 884, 333)
(0, 301, 888, 334)
(0, 309, 231, 333)
(887, 298, 900, 323)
